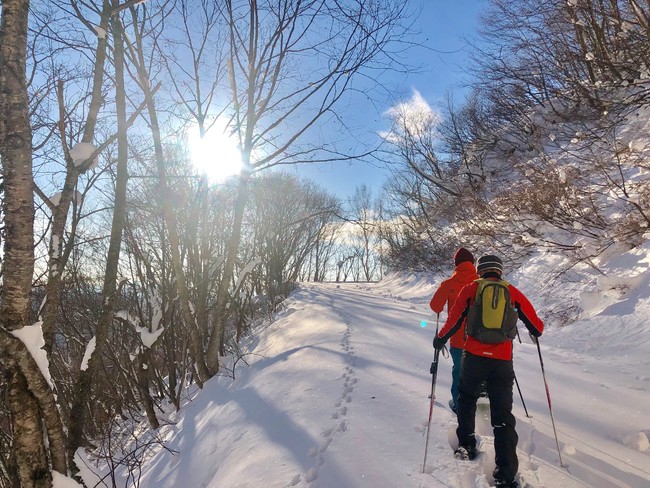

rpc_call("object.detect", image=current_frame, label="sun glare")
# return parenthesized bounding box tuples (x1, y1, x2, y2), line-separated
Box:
(187, 122, 243, 183)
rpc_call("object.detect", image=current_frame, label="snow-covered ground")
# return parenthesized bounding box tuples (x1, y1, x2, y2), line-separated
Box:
(80, 262, 650, 487)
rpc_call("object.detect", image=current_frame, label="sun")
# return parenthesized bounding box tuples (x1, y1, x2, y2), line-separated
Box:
(187, 122, 243, 183)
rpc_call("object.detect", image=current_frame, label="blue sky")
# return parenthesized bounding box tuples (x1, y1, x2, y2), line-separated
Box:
(294, 0, 486, 201)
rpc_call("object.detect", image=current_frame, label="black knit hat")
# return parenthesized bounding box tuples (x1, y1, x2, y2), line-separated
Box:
(454, 247, 475, 266)
(476, 254, 503, 274)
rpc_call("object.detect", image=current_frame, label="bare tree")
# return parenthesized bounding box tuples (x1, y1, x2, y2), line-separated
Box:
(125, 1, 213, 385)
(67, 0, 138, 469)
(39, 0, 112, 358)
(247, 172, 340, 296)
(376, 90, 486, 272)
(347, 185, 380, 281)
(381, 92, 464, 199)
(304, 220, 343, 282)
(206, 0, 410, 374)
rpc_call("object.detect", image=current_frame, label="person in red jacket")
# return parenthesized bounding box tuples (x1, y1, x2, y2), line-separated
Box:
(429, 247, 478, 412)
(433, 254, 544, 488)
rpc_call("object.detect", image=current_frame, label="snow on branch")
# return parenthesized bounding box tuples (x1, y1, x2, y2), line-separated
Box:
(234, 259, 262, 291)
(69, 142, 99, 169)
(115, 309, 164, 349)
(93, 25, 107, 39)
(11, 322, 54, 389)
(80, 337, 96, 371)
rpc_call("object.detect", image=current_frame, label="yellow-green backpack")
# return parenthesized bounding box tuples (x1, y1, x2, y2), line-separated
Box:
(465, 279, 519, 344)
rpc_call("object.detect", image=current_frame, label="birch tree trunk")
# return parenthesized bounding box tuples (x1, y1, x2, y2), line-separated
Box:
(0, 0, 67, 485)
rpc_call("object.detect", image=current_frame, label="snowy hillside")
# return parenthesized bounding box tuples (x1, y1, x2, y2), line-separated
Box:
(78, 255, 650, 488)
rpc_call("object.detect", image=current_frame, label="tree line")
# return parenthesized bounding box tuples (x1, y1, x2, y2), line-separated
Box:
(0, 1, 402, 486)
(378, 0, 650, 279)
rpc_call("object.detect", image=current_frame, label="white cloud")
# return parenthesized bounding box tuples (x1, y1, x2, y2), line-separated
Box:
(381, 90, 442, 143)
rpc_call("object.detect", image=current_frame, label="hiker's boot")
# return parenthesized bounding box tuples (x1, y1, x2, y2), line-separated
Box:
(453, 445, 477, 460)
(493, 478, 518, 487)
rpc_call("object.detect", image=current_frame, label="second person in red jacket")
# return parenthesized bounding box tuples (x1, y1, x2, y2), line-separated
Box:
(429, 247, 478, 412)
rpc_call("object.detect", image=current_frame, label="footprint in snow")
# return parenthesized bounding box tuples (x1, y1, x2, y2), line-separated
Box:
(304, 468, 318, 483)
(320, 437, 332, 453)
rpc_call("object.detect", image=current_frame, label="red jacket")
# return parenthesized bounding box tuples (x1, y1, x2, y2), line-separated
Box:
(429, 261, 479, 349)
(437, 277, 544, 360)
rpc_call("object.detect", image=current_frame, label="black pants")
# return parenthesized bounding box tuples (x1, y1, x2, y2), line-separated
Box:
(456, 351, 518, 482)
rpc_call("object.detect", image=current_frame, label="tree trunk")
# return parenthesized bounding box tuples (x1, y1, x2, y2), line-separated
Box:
(40, 1, 110, 356)
(136, 350, 160, 429)
(206, 170, 251, 373)
(67, 5, 131, 468)
(0, 0, 33, 346)
(132, 56, 211, 388)
(1, 0, 66, 485)
(5, 363, 50, 488)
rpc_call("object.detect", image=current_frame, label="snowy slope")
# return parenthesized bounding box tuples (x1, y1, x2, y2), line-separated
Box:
(83, 267, 650, 488)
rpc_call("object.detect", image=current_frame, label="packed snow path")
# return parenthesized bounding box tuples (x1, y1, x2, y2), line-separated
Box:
(117, 279, 650, 488)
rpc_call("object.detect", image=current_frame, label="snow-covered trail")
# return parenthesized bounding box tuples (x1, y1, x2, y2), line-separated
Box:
(116, 279, 650, 488)
(278, 281, 650, 488)
(297, 282, 555, 488)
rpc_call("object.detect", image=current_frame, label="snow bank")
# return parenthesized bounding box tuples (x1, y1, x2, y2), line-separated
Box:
(52, 471, 83, 488)
(623, 432, 650, 452)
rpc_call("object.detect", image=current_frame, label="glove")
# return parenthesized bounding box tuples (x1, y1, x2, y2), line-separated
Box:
(432, 336, 446, 351)
(529, 332, 539, 344)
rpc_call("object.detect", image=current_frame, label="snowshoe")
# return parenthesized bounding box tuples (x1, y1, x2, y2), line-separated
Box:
(493, 479, 518, 488)
(453, 445, 477, 461)
(492, 468, 519, 488)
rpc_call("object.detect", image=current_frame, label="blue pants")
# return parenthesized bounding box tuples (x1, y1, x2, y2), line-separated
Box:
(450, 346, 463, 408)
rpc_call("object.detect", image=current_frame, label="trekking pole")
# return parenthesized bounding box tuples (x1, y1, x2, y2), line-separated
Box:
(513, 331, 530, 418)
(422, 314, 440, 473)
(513, 371, 530, 418)
(535, 338, 564, 467)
